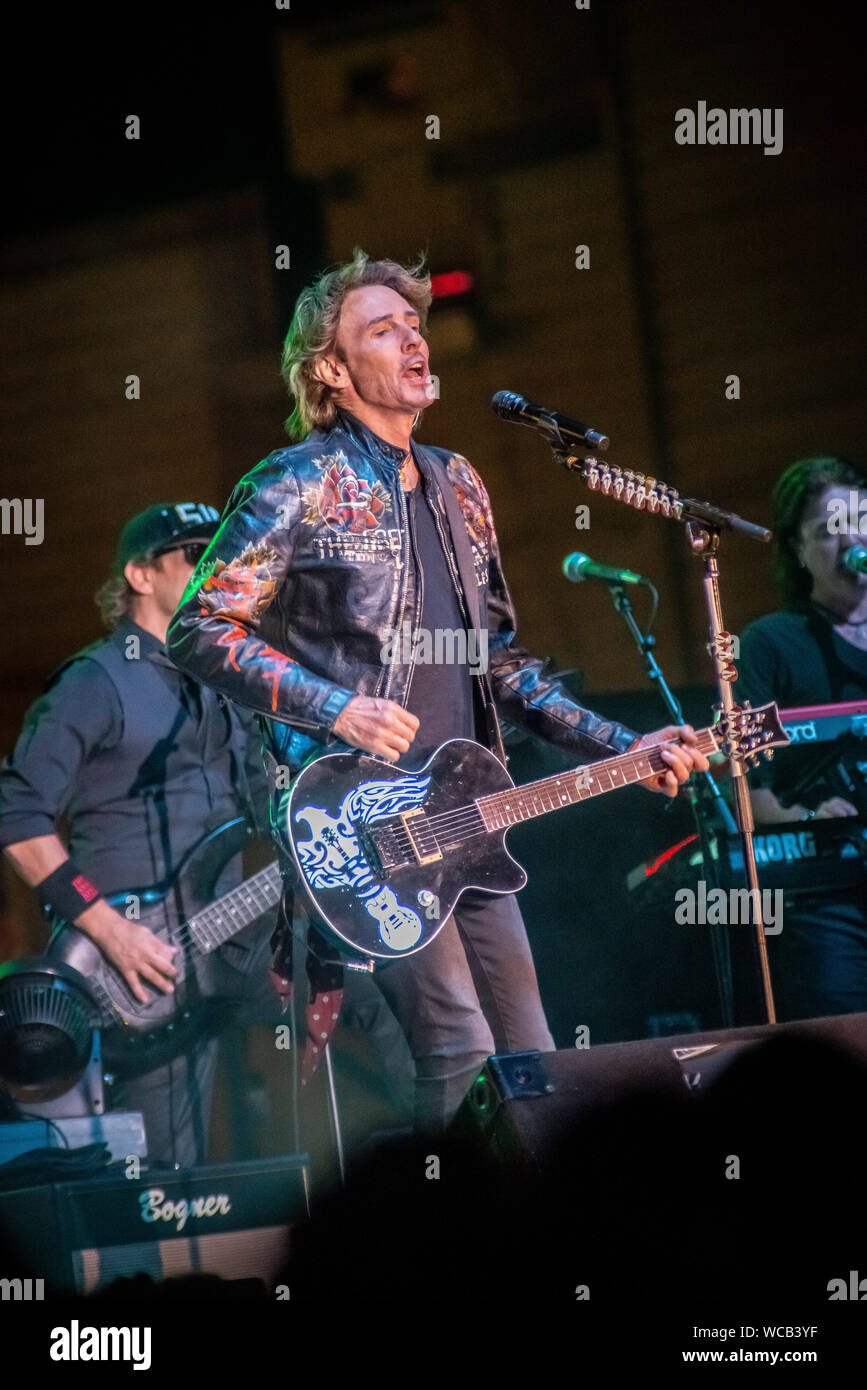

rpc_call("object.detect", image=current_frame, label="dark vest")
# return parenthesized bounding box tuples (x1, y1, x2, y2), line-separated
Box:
(54, 627, 246, 893)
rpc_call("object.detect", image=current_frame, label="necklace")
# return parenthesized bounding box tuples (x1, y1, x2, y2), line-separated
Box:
(400, 451, 414, 489)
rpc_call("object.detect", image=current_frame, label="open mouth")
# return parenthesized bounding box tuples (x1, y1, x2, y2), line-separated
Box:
(404, 363, 428, 380)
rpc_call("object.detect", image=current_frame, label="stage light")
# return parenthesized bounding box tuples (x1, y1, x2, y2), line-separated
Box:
(430, 270, 475, 300)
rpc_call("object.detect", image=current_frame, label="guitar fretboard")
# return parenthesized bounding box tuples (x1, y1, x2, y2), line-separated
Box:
(476, 729, 719, 832)
(188, 861, 283, 953)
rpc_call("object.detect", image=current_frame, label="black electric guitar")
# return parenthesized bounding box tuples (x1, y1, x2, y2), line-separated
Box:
(285, 704, 789, 960)
(44, 817, 281, 1065)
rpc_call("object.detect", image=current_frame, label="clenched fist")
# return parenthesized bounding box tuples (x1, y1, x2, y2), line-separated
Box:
(333, 695, 420, 761)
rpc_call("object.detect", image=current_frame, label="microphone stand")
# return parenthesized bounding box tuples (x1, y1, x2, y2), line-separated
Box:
(557, 452, 778, 1024)
(608, 582, 738, 1027)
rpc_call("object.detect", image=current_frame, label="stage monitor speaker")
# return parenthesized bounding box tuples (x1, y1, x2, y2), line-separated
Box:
(451, 1012, 867, 1169)
(0, 1153, 309, 1294)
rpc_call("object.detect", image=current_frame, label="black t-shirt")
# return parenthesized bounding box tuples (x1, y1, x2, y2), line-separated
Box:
(737, 606, 867, 807)
(396, 481, 477, 769)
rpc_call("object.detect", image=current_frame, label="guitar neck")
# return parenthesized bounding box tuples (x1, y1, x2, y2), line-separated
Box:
(188, 861, 283, 953)
(477, 728, 718, 831)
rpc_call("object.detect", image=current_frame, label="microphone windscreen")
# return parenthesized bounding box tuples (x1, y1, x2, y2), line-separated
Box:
(562, 553, 588, 583)
(490, 390, 522, 419)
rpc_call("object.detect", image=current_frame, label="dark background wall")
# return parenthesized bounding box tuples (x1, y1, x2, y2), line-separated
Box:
(2, 1, 865, 1052)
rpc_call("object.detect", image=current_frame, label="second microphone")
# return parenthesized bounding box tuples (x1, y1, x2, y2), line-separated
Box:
(562, 551, 651, 587)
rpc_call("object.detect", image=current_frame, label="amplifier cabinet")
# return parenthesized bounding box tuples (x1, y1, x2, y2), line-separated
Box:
(0, 1154, 308, 1293)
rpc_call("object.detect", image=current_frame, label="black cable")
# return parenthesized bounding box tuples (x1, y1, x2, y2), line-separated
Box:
(13, 1110, 71, 1148)
(644, 582, 659, 637)
(0, 1141, 111, 1190)
(289, 971, 300, 1158)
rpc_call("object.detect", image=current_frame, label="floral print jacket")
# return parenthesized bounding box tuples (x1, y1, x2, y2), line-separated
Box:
(167, 409, 637, 783)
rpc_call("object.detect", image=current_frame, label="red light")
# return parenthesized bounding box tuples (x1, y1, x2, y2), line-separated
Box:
(644, 835, 698, 877)
(431, 270, 474, 299)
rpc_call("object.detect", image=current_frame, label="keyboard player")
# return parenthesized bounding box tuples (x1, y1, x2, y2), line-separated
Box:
(738, 455, 867, 1020)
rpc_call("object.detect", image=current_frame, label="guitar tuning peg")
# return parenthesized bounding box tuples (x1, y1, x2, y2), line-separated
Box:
(764, 749, 774, 760)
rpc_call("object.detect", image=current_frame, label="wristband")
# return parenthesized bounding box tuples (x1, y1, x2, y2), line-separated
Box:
(35, 861, 104, 923)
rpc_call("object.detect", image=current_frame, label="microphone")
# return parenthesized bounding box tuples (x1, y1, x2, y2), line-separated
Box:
(491, 390, 610, 453)
(842, 546, 867, 575)
(562, 552, 650, 587)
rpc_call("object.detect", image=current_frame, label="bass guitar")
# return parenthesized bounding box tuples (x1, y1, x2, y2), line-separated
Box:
(286, 704, 789, 960)
(44, 817, 281, 1066)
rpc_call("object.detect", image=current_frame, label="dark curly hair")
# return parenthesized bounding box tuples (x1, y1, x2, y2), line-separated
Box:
(771, 456, 867, 606)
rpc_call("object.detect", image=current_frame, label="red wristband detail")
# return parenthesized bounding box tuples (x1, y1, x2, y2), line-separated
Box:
(71, 874, 100, 904)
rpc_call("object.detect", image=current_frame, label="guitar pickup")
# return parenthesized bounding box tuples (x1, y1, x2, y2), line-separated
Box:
(356, 824, 386, 875)
(399, 808, 442, 865)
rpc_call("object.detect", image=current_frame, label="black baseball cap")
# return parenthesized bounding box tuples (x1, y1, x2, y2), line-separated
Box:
(115, 503, 221, 574)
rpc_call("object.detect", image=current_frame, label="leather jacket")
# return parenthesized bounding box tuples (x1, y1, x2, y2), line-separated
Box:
(167, 409, 638, 783)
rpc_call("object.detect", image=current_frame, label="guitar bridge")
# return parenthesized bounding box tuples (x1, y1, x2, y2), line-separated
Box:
(356, 824, 385, 875)
(399, 808, 442, 865)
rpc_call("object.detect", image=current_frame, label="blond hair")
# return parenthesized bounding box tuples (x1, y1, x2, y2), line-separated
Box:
(280, 248, 432, 440)
(94, 551, 163, 628)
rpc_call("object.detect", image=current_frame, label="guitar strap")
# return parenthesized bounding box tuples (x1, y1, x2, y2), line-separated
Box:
(414, 447, 508, 766)
(413, 447, 483, 639)
(268, 883, 345, 1084)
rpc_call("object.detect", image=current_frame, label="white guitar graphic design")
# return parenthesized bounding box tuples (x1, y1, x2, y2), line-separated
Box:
(293, 773, 429, 950)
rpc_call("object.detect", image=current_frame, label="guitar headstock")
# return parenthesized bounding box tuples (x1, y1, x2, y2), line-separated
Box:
(711, 701, 791, 768)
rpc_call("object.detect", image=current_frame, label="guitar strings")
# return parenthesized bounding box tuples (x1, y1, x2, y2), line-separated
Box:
(379, 733, 719, 853)
(422, 764, 649, 839)
(384, 773, 633, 854)
(166, 868, 282, 951)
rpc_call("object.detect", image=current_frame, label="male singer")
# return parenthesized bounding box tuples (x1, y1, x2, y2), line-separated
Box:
(167, 250, 709, 1131)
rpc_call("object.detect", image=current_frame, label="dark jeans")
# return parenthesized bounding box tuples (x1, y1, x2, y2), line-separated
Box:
(770, 894, 867, 1020)
(373, 888, 555, 1133)
(113, 886, 553, 1158)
